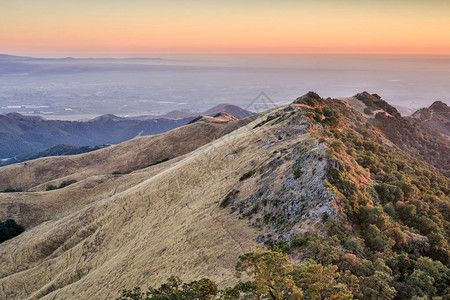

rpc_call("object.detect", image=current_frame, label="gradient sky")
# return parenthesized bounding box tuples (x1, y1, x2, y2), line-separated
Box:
(1, 0, 450, 55)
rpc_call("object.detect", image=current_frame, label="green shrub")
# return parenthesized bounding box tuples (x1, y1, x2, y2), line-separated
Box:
(263, 212, 272, 223)
(290, 237, 309, 249)
(262, 198, 268, 206)
(112, 171, 122, 175)
(326, 168, 356, 197)
(59, 180, 77, 189)
(375, 183, 404, 204)
(0, 219, 24, 243)
(1, 188, 23, 193)
(293, 166, 303, 179)
(46, 185, 58, 191)
(242, 204, 259, 217)
(220, 190, 239, 208)
(264, 239, 291, 253)
(116, 276, 218, 300)
(46, 180, 77, 191)
(330, 140, 346, 151)
(322, 212, 330, 222)
(239, 169, 256, 181)
(326, 168, 342, 183)
(147, 157, 170, 167)
(272, 199, 280, 206)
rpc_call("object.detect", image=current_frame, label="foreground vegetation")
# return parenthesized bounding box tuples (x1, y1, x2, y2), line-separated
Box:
(301, 95, 450, 299)
(117, 250, 354, 300)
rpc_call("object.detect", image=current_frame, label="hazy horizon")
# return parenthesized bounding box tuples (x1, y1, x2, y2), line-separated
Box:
(1, 53, 449, 120)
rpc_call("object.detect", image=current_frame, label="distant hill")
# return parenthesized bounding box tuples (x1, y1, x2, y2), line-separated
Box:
(202, 104, 254, 119)
(341, 92, 450, 176)
(0, 144, 110, 167)
(0, 113, 195, 159)
(0, 104, 252, 160)
(0, 53, 164, 62)
(128, 103, 254, 120)
(393, 104, 416, 116)
(409, 100, 450, 142)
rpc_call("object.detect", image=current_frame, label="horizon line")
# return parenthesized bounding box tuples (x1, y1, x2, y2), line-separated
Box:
(3, 52, 450, 58)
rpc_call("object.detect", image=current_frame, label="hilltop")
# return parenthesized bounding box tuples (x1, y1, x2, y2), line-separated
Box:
(127, 104, 254, 120)
(409, 100, 450, 142)
(0, 93, 448, 299)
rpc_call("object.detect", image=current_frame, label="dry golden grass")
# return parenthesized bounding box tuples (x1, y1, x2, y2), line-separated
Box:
(0, 118, 254, 192)
(0, 109, 295, 299)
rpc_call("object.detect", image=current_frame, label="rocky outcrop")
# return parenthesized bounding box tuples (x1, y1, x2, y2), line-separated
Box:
(227, 105, 342, 241)
(293, 91, 322, 105)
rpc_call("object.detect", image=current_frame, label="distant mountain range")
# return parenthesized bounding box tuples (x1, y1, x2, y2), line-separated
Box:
(0, 104, 254, 164)
(129, 103, 254, 120)
(0, 54, 164, 62)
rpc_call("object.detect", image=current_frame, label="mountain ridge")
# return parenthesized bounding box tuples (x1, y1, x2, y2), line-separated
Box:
(0, 92, 448, 300)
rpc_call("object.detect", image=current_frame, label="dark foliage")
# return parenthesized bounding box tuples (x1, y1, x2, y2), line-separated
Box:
(0, 219, 25, 243)
(239, 169, 256, 181)
(46, 179, 77, 191)
(220, 190, 240, 208)
(1, 187, 23, 193)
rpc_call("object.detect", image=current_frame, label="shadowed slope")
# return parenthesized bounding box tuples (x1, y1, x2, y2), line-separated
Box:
(0, 117, 255, 192)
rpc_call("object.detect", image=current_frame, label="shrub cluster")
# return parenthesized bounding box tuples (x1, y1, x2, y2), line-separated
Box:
(0, 219, 24, 244)
(46, 179, 77, 191)
(239, 169, 256, 181)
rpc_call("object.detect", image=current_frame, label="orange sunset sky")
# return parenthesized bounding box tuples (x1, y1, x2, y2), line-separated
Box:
(1, 0, 450, 55)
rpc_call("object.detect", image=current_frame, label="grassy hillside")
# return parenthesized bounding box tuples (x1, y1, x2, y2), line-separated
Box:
(0, 94, 448, 299)
(0, 118, 255, 192)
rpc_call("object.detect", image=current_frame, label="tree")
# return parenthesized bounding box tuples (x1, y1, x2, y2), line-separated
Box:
(358, 259, 396, 300)
(291, 262, 353, 299)
(234, 250, 353, 299)
(0, 219, 25, 244)
(234, 250, 303, 299)
(116, 276, 218, 300)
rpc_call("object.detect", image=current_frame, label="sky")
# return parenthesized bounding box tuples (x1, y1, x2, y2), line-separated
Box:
(1, 0, 450, 55)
